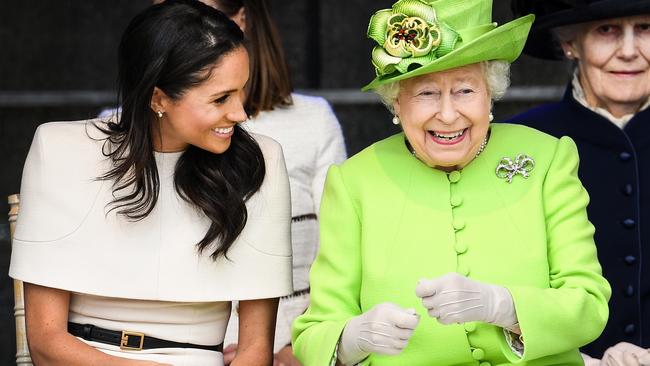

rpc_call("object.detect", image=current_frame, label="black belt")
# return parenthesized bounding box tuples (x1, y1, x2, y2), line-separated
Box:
(68, 322, 223, 352)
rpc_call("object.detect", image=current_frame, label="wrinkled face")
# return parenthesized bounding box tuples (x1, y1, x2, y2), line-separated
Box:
(394, 63, 491, 170)
(563, 15, 650, 116)
(153, 47, 249, 153)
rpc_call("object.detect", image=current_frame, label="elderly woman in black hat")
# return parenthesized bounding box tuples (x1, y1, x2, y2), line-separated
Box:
(509, 1, 650, 365)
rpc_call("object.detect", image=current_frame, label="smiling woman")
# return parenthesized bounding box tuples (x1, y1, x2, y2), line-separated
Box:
(150, 47, 249, 154)
(292, 0, 611, 365)
(8, 1, 292, 366)
(376, 62, 502, 171)
(556, 15, 650, 118)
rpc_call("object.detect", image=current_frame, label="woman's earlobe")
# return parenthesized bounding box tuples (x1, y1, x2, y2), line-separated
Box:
(393, 100, 401, 117)
(150, 87, 167, 113)
(560, 41, 578, 60)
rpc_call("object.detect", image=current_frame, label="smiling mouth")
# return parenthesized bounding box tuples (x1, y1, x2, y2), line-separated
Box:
(212, 126, 234, 134)
(428, 128, 467, 142)
(610, 70, 643, 76)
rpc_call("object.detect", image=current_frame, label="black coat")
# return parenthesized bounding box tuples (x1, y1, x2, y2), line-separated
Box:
(506, 85, 650, 358)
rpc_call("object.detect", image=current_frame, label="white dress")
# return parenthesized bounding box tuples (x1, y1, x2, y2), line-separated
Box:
(9, 119, 293, 365)
(224, 93, 347, 350)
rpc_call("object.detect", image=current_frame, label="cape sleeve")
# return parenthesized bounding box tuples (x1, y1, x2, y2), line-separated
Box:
(292, 165, 364, 366)
(500, 136, 611, 363)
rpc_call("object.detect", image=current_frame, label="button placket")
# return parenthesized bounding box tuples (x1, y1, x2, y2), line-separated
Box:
(448, 171, 469, 278)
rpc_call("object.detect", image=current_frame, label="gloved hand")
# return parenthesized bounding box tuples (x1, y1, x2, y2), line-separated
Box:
(415, 273, 517, 328)
(602, 342, 650, 366)
(337, 302, 420, 365)
(581, 352, 601, 366)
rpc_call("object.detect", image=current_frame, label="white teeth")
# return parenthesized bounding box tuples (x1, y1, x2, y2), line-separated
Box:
(212, 126, 233, 134)
(433, 129, 465, 140)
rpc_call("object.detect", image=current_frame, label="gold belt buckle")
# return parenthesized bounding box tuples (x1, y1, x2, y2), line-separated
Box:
(120, 330, 145, 351)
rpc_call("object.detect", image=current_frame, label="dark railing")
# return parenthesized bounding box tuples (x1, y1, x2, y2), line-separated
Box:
(0, 86, 565, 107)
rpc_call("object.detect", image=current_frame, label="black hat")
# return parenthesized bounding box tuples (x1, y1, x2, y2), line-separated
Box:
(512, 0, 650, 60)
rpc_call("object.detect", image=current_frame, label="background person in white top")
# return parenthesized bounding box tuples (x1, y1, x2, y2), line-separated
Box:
(10, 1, 293, 365)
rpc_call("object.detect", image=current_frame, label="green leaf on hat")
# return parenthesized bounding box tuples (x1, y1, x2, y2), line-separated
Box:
(392, 0, 437, 24)
(435, 21, 460, 57)
(367, 9, 393, 45)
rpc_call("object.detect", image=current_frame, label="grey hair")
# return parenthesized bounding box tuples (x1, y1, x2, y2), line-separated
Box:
(374, 60, 511, 114)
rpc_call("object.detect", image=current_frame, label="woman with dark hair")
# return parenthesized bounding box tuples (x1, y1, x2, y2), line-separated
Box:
(9, 1, 292, 365)
(508, 1, 650, 364)
(189, 1, 347, 365)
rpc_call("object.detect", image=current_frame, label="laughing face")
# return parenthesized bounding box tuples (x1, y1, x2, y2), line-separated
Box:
(393, 63, 491, 171)
(151, 46, 249, 153)
(562, 15, 650, 117)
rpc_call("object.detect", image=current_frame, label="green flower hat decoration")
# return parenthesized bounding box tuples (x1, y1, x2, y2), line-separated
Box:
(369, 0, 459, 78)
(363, 0, 535, 91)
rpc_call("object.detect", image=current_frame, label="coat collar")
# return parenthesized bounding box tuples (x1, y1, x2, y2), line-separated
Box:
(561, 82, 650, 148)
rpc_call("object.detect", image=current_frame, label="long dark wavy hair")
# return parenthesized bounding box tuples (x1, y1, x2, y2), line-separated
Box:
(98, 0, 265, 260)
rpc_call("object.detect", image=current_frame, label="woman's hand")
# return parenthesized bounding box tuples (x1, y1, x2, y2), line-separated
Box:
(581, 352, 601, 366)
(601, 342, 650, 366)
(223, 343, 238, 365)
(415, 273, 517, 328)
(337, 302, 420, 365)
(274, 345, 301, 366)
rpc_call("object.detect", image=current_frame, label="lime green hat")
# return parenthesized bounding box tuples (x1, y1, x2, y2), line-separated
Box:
(362, 0, 534, 91)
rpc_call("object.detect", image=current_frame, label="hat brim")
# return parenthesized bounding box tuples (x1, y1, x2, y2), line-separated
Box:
(523, 0, 650, 60)
(362, 14, 534, 91)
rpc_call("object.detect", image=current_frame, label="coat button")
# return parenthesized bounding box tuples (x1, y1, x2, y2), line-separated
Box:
(619, 152, 632, 161)
(622, 184, 634, 196)
(625, 285, 635, 297)
(622, 219, 636, 228)
(453, 218, 466, 231)
(448, 171, 461, 183)
(454, 242, 468, 254)
(472, 348, 485, 360)
(479, 363, 492, 366)
(464, 322, 476, 332)
(625, 324, 636, 335)
(450, 196, 463, 207)
(624, 255, 637, 265)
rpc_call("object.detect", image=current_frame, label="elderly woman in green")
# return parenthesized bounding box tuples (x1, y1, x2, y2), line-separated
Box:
(292, 0, 611, 365)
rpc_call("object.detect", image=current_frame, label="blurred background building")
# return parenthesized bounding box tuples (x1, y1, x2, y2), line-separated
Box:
(0, 1, 571, 364)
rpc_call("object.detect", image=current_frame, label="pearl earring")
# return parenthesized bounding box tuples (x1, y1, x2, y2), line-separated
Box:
(157, 111, 164, 118)
(489, 112, 494, 122)
(392, 116, 401, 125)
(566, 51, 573, 59)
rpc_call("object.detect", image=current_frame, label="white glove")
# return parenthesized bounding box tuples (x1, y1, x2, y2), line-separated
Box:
(602, 342, 650, 366)
(415, 273, 517, 328)
(581, 352, 601, 366)
(337, 302, 420, 365)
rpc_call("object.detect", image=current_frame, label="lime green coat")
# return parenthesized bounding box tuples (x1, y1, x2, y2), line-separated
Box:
(293, 124, 610, 365)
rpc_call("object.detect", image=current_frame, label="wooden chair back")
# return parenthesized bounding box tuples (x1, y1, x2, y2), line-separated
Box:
(8, 194, 33, 366)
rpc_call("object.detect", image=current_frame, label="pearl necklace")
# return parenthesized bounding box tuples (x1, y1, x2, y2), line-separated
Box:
(474, 134, 488, 157)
